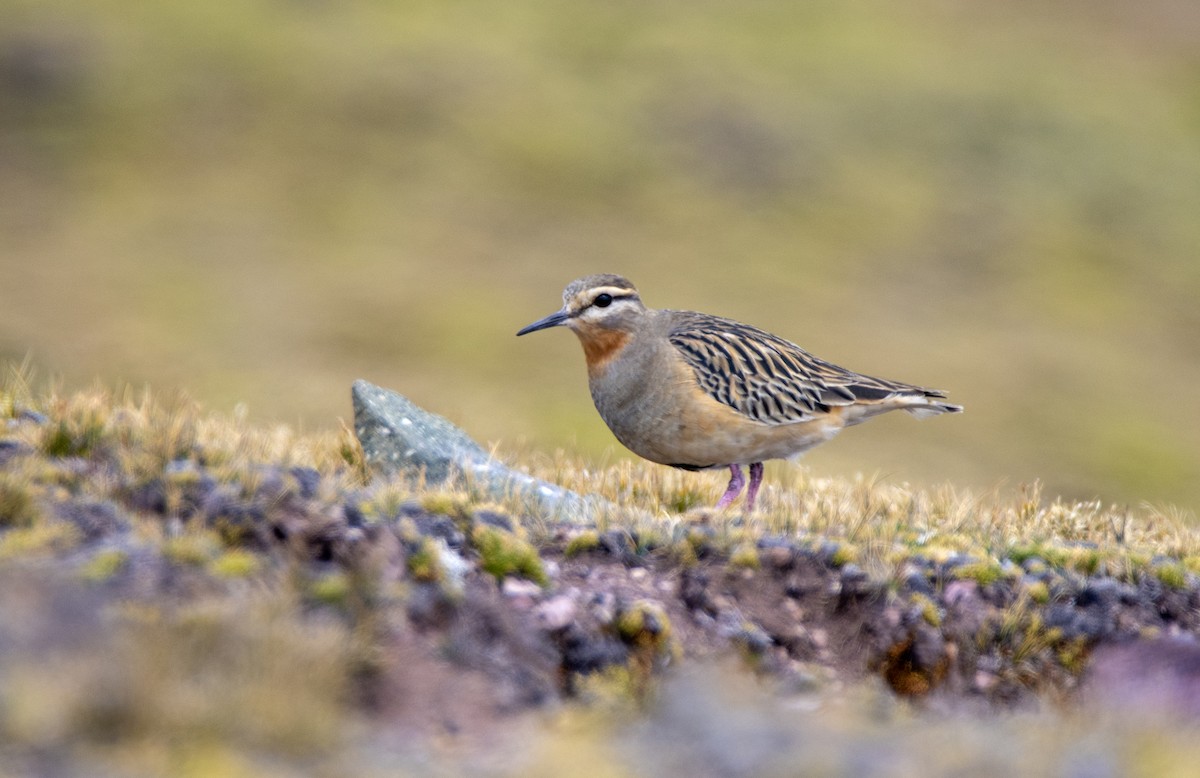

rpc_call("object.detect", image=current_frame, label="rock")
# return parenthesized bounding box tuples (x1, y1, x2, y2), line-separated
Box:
(679, 569, 718, 617)
(352, 379, 488, 484)
(16, 407, 48, 425)
(435, 540, 471, 594)
(761, 544, 796, 571)
(836, 564, 871, 604)
(0, 438, 32, 466)
(406, 581, 459, 628)
(411, 513, 466, 549)
(502, 577, 543, 600)
(474, 509, 514, 532)
(1076, 578, 1123, 608)
(289, 466, 322, 499)
(534, 595, 577, 631)
(557, 623, 628, 675)
(351, 380, 601, 524)
(729, 622, 774, 655)
(54, 499, 128, 542)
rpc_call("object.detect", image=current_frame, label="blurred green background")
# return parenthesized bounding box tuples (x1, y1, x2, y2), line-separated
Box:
(2, 0, 1198, 510)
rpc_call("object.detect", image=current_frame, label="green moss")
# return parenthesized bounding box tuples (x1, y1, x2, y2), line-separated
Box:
(830, 544, 858, 568)
(406, 537, 443, 583)
(1008, 544, 1069, 570)
(163, 532, 221, 566)
(420, 492, 472, 520)
(615, 600, 673, 651)
(210, 549, 261, 579)
(572, 665, 643, 708)
(1067, 548, 1103, 576)
(672, 539, 699, 568)
(472, 525, 547, 586)
(310, 572, 351, 606)
(80, 548, 128, 582)
(955, 560, 1004, 586)
(909, 592, 942, 627)
(1155, 561, 1188, 590)
(728, 543, 760, 571)
(1023, 580, 1051, 604)
(565, 530, 601, 558)
(614, 599, 676, 692)
(1056, 638, 1090, 674)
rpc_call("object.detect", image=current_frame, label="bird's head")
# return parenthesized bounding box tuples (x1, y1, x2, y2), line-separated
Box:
(516, 274, 646, 337)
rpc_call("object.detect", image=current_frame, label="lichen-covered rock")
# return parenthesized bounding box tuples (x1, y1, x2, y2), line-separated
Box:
(351, 380, 600, 524)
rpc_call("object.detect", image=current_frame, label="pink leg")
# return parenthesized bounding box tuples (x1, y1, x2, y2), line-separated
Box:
(745, 462, 764, 512)
(715, 464, 745, 508)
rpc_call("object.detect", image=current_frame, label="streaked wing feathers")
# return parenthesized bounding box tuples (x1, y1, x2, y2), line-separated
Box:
(667, 312, 936, 425)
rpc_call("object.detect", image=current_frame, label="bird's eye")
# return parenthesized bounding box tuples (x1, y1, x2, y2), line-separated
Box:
(593, 293, 613, 308)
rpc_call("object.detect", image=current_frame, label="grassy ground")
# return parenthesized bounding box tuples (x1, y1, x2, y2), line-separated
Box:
(2, 1, 1200, 510)
(4, 367, 1200, 775)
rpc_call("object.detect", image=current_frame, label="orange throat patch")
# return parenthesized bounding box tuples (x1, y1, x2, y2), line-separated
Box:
(578, 328, 631, 377)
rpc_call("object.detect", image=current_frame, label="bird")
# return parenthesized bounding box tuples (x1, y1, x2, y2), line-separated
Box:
(516, 274, 962, 511)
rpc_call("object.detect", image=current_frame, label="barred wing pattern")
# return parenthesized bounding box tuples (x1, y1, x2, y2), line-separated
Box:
(667, 312, 939, 426)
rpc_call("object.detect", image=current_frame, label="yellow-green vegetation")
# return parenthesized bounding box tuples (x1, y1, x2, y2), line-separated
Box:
(728, 543, 761, 572)
(419, 492, 474, 526)
(1022, 580, 1051, 605)
(909, 592, 942, 628)
(471, 524, 548, 586)
(988, 599, 1080, 685)
(0, 473, 40, 528)
(955, 560, 1007, 587)
(209, 549, 261, 579)
(1155, 562, 1189, 590)
(3, 371, 1199, 586)
(80, 548, 128, 582)
(0, 521, 80, 560)
(615, 600, 677, 694)
(309, 572, 352, 607)
(830, 544, 859, 568)
(405, 536, 444, 583)
(568, 665, 648, 715)
(615, 600, 674, 654)
(163, 531, 222, 567)
(564, 529, 601, 558)
(1, 370, 1200, 771)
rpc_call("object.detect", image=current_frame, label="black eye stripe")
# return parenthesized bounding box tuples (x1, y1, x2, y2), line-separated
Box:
(591, 292, 635, 309)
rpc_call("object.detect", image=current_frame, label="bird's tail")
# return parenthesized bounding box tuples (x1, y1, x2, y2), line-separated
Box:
(901, 391, 963, 419)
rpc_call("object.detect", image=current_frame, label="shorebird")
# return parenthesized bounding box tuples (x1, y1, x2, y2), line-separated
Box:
(516, 274, 961, 510)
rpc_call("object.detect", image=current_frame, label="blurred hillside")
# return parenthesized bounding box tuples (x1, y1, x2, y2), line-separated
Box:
(2, 0, 1199, 510)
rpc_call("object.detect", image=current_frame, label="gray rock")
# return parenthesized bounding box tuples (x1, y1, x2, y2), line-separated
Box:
(351, 380, 602, 524)
(352, 379, 489, 484)
(534, 595, 577, 631)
